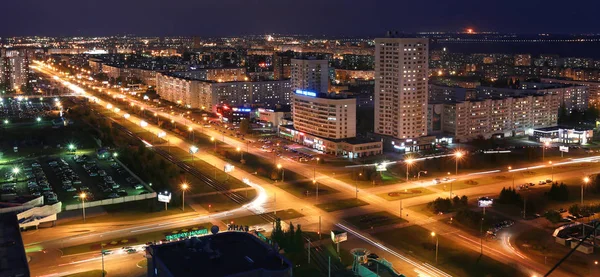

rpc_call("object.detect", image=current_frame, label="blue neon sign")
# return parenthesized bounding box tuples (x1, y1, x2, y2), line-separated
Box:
(295, 90, 316, 97)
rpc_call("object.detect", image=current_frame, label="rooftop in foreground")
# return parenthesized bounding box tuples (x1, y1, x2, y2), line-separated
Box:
(148, 231, 291, 277)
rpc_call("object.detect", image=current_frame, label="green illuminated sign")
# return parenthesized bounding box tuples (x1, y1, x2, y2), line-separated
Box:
(165, 228, 208, 241)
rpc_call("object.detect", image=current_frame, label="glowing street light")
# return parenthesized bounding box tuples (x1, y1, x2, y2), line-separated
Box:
(277, 164, 284, 182)
(36, 117, 42, 123)
(431, 232, 439, 264)
(543, 141, 550, 161)
(181, 183, 189, 211)
(3, 119, 8, 124)
(80, 193, 87, 223)
(236, 146, 244, 161)
(210, 137, 216, 152)
(454, 151, 464, 175)
(405, 158, 414, 182)
(582, 176, 590, 206)
(190, 145, 199, 162)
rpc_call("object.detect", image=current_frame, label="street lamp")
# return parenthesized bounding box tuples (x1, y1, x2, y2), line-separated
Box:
(313, 179, 319, 201)
(36, 117, 41, 123)
(236, 146, 243, 162)
(12, 167, 20, 182)
(190, 146, 199, 162)
(508, 166, 514, 189)
(80, 193, 87, 223)
(68, 143, 76, 154)
(431, 232, 439, 264)
(188, 126, 195, 141)
(181, 183, 189, 211)
(405, 158, 414, 182)
(543, 141, 550, 161)
(549, 161, 554, 181)
(277, 164, 284, 182)
(454, 151, 463, 175)
(210, 137, 216, 152)
(582, 176, 590, 206)
(3, 119, 9, 124)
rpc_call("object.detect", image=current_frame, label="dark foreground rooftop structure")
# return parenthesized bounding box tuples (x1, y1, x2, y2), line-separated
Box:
(147, 231, 292, 277)
(0, 213, 29, 277)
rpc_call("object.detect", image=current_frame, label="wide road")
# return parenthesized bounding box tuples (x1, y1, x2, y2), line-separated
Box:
(32, 62, 586, 276)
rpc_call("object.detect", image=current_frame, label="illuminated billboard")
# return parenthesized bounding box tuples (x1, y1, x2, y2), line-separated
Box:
(295, 90, 317, 97)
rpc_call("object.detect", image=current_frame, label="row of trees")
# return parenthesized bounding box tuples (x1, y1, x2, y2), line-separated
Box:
(428, 195, 468, 213)
(271, 218, 305, 253)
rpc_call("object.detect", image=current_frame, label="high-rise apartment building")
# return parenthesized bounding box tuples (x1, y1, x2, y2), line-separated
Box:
(291, 58, 329, 94)
(0, 49, 30, 92)
(273, 51, 294, 80)
(374, 37, 429, 142)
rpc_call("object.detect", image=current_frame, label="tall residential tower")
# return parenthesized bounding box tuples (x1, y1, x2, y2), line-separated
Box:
(374, 37, 431, 151)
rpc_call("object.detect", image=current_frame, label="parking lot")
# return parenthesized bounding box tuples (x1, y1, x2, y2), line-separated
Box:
(0, 151, 150, 207)
(0, 96, 55, 121)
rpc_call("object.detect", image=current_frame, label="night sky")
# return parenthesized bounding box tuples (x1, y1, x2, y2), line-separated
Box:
(2, 0, 599, 37)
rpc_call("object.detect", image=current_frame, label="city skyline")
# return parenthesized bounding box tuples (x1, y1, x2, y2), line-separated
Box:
(2, 0, 600, 37)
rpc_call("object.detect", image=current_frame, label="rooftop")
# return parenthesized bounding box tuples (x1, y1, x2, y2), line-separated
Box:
(150, 232, 291, 277)
(0, 213, 29, 277)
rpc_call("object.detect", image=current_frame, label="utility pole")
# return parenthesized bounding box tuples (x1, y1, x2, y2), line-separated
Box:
(307, 238, 311, 264)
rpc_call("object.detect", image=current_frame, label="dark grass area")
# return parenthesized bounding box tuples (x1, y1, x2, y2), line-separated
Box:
(373, 225, 526, 277)
(316, 198, 369, 212)
(343, 211, 406, 230)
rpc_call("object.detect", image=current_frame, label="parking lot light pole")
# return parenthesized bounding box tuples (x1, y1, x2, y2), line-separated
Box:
(211, 137, 216, 152)
(80, 193, 86, 223)
(12, 167, 20, 183)
(543, 141, 550, 161)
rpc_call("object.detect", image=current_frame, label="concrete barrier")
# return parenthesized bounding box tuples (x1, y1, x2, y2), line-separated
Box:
(64, 192, 157, 211)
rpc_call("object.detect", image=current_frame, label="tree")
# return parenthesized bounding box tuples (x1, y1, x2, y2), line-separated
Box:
(569, 204, 581, 216)
(239, 118, 250, 134)
(294, 224, 303, 252)
(271, 218, 285, 250)
(544, 210, 562, 223)
(546, 182, 569, 201)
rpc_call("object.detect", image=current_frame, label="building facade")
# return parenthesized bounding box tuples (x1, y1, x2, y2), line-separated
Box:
(292, 91, 356, 139)
(156, 73, 291, 110)
(374, 37, 429, 140)
(291, 58, 329, 94)
(428, 94, 561, 141)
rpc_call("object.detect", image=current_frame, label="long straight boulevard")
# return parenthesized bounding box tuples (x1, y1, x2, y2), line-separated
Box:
(26, 62, 600, 277)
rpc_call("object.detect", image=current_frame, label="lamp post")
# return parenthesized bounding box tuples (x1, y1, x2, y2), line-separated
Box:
(181, 183, 189, 211)
(188, 127, 194, 141)
(211, 137, 216, 152)
(418, 170, 427, 180)
(543, 141, 550, 162)
(68, 143, 76, 155)
(405, 159, 414, 182)
(549, 161, 554, 181)
(80, 193, 87, 223)
(355, 173, 362, 199)
(237, 146, 243, 162)
(277, 164, 284, 182)
(431, 232, 439, 264)
(454, 151, 463, 176)
(36, 117, 41, 124)
(313, 179, 319, 202)
(582, 176, 590, 206)
(12, 167, 20, 183)
(190, 146, 199, 162)
(508, 166, 514, 189)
